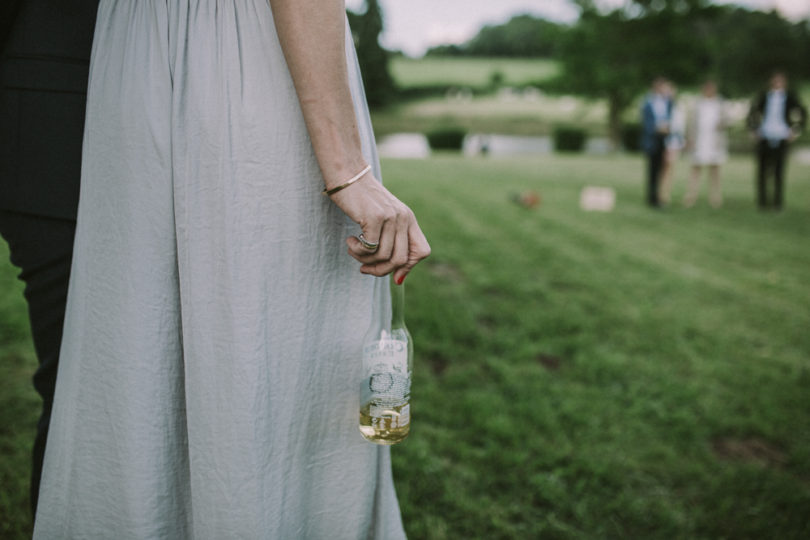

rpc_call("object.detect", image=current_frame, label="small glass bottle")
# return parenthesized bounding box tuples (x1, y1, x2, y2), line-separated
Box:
(358, 276, 412, 445)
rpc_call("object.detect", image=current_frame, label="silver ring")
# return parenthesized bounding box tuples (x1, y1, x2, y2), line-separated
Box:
(358, 233, 380, 252)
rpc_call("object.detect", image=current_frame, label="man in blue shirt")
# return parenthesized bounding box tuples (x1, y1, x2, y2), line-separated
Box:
(640, 77, 673, 208)
(747, 72, 807, 210)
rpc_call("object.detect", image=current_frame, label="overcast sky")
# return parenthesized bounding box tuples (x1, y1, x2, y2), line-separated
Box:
(345, 0, 810, 57)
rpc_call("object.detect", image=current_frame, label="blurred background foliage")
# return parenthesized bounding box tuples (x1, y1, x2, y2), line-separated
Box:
(348, 0, 809, 146)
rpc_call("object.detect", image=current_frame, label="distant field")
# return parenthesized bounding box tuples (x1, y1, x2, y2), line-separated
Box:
(371, 90, 610, 137)
(372, 89, 810, 143)
(383, 57, 810, 144)
(372, 93, 725, 138)
(390, 56, 559, 90)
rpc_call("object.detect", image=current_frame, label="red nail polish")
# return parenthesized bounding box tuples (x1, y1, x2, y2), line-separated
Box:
(395, 274, 406, 285)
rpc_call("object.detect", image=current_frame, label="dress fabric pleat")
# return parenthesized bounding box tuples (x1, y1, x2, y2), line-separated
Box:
(33, 1, 405, 538)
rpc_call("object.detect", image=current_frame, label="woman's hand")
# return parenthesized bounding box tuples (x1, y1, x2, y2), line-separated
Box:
(269, 0, 430, 282)
(329, 171, 430, 283)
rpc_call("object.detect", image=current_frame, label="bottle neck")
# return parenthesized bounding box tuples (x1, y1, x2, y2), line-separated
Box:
(390, 277, 405, 328)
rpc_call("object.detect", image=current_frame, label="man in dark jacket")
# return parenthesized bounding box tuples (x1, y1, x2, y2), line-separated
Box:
(1, 0, 99, 514)
(747, 71, 807, 210)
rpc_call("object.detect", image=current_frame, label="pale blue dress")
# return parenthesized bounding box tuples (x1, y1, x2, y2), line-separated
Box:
(33, 1, 405, 538)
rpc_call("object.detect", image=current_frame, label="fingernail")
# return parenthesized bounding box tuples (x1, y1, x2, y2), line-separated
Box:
(395, 274, 406, 285)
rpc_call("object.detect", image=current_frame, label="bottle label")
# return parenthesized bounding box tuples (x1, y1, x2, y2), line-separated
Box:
(361, 339, 411, 409)
(364, 402, 410, 430)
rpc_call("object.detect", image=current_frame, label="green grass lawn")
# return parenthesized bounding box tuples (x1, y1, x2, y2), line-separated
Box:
(2, 154, 810, 538)
(389, 154, 810, 539)
(390, 56, 559, 91)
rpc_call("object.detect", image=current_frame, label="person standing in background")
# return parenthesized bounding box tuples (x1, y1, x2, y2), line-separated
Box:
(683, 80, 728, 209)
(0, 0, 99, 514)
(746, 71, 807, 210)
(641, 77, 673, 208)
(658, 81, 685, 207)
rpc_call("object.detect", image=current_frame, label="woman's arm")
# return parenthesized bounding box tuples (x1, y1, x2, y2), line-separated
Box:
(269, 0, 429, 283)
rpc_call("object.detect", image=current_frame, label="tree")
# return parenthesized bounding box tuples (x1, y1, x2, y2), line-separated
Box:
(346, 0, 397, 107)
(426, 15, 565, 58)
(557, 1, 711, 146)
(703, 7, 810, 96)
(465, 15, 565, 57)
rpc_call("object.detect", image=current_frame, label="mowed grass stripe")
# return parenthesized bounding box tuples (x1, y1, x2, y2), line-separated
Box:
(389, 155, 809, 320)
(402, 157, 810, 394)
(549, 209, 810, 321)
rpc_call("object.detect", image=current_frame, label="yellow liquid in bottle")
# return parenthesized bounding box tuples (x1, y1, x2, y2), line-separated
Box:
(359, 401, 410, 445)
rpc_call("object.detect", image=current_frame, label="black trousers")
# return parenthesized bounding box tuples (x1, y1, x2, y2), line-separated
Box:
(0, 210, 75, 515)
(646, 135, 666, 207)
(757, 139, 788, 209)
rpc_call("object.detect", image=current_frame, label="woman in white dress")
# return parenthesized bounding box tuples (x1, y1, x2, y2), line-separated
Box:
(33, 1, 429, 538)
(683, 80, 728, 208)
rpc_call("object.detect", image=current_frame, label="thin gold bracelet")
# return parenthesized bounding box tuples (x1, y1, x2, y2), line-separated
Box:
(322, 164, 371, 196)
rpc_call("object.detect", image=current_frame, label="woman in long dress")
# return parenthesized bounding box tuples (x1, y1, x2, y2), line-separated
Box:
(33, 1, 429, 538)
(683, 80, 728, 208)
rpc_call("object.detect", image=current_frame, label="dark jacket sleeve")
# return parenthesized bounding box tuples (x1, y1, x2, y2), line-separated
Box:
(787, 91, 807, 133)
(0, 0, 99, 220)
(1, 1, 24, 52)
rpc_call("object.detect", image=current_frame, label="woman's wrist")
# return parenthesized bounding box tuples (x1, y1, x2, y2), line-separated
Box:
(321, 153, 368, 187)
(322, 164, 371, 196)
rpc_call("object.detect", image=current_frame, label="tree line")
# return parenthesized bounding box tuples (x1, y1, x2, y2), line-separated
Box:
(426, 1, 809, 94)
(426, 15, 566, 58)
